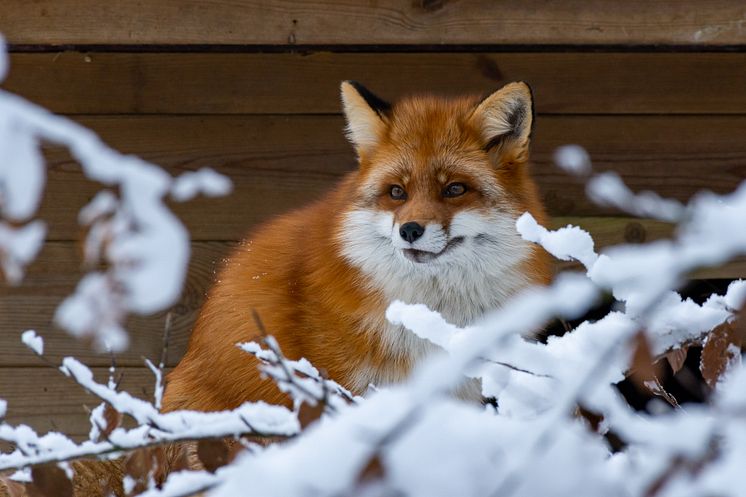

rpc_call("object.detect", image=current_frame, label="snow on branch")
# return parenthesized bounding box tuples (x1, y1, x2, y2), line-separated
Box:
(0, 38, 231, 351)
(238, 311, 360, 415)
(0, 343, 299, 473)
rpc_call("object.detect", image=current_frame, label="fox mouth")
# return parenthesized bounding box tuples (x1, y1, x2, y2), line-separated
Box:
(402, 237, 465, 263)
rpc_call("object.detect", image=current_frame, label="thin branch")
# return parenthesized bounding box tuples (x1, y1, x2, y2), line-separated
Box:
(250, 309, 350, 411)
(160, 312, 172, 371)
(480, 358, 553, 378)
(0, 427, 291, 473)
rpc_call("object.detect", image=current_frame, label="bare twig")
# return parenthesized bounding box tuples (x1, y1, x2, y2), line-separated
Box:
(644, 376, 682, 410)
(480, 358, 553, 378)
(0, 426, 290, 472)
(160, 312, 172, 372)
(249, 309, 356, 410)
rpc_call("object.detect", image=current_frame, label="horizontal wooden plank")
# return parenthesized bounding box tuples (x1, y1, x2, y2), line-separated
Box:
(0, 242, 233, 368)
(1, 221, 743, 367)
(0, 366, 157, 439)
(5, 52, 746, 115)
(2, 1, 746, 45)
(33, 114, 746, 241)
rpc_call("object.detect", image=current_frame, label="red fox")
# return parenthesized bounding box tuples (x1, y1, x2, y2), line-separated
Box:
(0, 81, 552, 497)
(162, 81, 551, 412)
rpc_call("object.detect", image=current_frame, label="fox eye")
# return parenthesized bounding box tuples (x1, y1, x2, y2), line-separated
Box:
(390, 185, 407, 200)
(443, 183, 467, 197)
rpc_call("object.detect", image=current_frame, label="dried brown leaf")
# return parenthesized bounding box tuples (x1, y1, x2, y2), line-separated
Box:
(701, 321, 742, 388)
(357, 454, 385, 484)
(298, 401, 325, 430)
(665, 346, 689, 375)
(27, 464, 72, 497)
(197, 439, 229, 473)
(150, 446, 167, 487)
(227, 440, 246, 464)
(628, 330, 664, 390)
(124, 448, 149, 481)
(101, 404, 122, 439)
(576, 406, 604, 433)
(122, 446, 167, 494)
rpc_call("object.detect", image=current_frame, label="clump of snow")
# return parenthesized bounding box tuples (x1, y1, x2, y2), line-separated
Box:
(587, 172, 684, 222)
(87, 403, 107, 442)
(0, 399, 6, 419)
(78, 190, 118, 225)
(239, 338, 358, 411)
(171, 167, 233, 202)
(0, 52, 231, 350)
(136, 471, 220, 497)
(55, 273, 128, 352)
(0, 221, 46, 285)
(724, 279, 746, 311)
(144, 358, 164, 410)
(553, 144, 591, 176)
(0, 119, 46, 221)
(21, 330, 43, 356)
(516, 212, 598, 269)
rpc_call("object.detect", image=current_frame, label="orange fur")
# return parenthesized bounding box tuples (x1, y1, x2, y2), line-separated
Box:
(163, 81, 551, 415)
(61, 82, 552, 497)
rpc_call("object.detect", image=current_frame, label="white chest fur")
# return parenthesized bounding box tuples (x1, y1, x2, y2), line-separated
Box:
(339, 208, 535, 393)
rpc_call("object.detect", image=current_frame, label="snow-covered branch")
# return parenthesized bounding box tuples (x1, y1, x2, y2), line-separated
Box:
(0, 36, 231, 352)
(0, 339, 299, 473)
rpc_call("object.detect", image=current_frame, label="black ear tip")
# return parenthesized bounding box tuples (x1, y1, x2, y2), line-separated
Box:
(343, 80, 392, 116)
(512, 81, 534, 107)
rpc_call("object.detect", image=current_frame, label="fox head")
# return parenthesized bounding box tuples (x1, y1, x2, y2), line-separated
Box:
(336, 81, 548, 302)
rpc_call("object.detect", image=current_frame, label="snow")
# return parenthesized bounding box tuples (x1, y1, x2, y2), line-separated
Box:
(553, 144, 591, 176)
(171, 167, 233, 202)
(586, 171, 684, 222)
(144, 358, 164, 410)
(0, 399, 6, 419)
(78, 190, 118, 225)
(0, 62, 230, 349)
(516, 213, 598, 269)
(239, 338, 359, 411)
(0, 221, 46, 285)
(21, 330, 43, 356)
(54, 273, 129, 352)
(137, 471, 220, 497)
(0, 119, 46, 221)
(2, 37, 746, 497)
(724, 279, 746, 310)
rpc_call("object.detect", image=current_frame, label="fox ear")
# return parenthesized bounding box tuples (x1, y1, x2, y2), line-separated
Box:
(340, 81, 390, 155)
(470, 82, 534, 166)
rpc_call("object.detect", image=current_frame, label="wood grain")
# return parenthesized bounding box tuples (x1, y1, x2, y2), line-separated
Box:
(34, 114, 746, 241)
(2, 0, 745, 45)
(1, 220, 743, 368)
(0, 242, 233, 368)
(0, 366, 157, 439)
(5, 52, 746, 115)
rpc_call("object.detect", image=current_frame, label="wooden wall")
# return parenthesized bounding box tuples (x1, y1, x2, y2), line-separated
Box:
(1, 0, 745, 438)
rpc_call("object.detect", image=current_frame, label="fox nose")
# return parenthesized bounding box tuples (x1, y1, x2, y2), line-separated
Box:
(399, 222, 425, 243)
